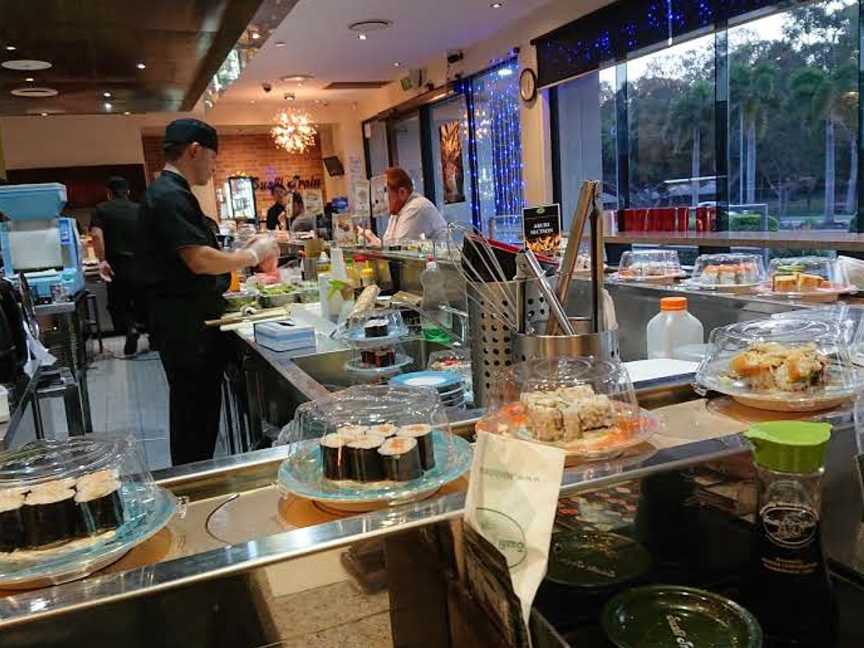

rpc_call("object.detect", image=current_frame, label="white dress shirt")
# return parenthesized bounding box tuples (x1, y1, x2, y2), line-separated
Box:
(382, 193, 448, 243)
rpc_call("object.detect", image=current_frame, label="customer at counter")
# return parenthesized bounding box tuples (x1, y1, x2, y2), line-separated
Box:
(137, 118, 279, 466)
(289, 190, 316, 233)
(361, 167, 448, 244)
(265, 183, 288, 231)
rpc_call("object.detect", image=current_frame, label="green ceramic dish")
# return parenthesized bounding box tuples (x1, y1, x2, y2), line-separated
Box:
(545, 530, 652, 589)
(602, 585, 762, 648)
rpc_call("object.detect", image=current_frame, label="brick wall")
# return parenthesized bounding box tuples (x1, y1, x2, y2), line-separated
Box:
(140, 132, 326, 220)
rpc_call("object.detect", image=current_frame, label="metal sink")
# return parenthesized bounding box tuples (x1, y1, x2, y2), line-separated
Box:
(290, 337, 452, 390)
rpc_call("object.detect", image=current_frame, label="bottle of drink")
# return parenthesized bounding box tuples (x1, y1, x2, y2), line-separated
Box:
(744, 421, 835, 647)
(646, 297, 703, 359)
(420, 255, 452, 342)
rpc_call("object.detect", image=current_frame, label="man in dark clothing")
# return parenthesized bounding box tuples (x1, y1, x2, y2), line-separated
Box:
(91, 176, 145, 356)
(265, 183, 288, 230)
(137, 118, 278, 466)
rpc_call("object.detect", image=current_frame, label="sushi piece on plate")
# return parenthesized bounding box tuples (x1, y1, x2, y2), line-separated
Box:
(378, 437, 422, 481)
(346, 436, 385, 482)
(74, 470, 124, 535)
(22, 481, 80, 548)
(369, 423, 398, 438)
(364, 319, 389, 338)
(0, 489, 26, 552)
(397, 424, 436, 470)
(336, 425, 369, 441)
(320, 433, 352, 480)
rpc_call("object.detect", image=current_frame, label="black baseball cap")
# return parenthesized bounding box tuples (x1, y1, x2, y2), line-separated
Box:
(163, 118, 218, 153)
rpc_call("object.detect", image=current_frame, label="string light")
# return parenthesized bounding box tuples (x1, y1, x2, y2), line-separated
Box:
(271, 110, 318, 153)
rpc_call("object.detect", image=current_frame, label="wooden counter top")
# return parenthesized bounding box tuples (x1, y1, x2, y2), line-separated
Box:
(605, 230, 864, 251)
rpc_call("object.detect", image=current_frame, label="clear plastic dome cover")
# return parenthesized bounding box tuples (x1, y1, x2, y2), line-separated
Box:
(772, 305, 864, 364)
(763, 256, 854, 297)
(0, 436, 175, 588)
(476, 357, 660, 459)
(616, 249, 684, 281)
(690, 253, 766, 288)
(337, 310, 409, 349)
(696, 319, 863, 411)
(276, 385, 472, 508)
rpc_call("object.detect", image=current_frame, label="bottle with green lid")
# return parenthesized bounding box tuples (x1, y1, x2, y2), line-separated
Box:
(745, 420, 835, 647)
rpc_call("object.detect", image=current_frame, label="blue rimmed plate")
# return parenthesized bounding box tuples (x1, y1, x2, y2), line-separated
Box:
(0, 485, 177, 589)
(390, 371, 462, 393)
(277, 430, 472, 511)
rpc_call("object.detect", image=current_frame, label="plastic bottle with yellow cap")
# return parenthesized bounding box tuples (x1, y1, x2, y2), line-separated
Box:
(646, 296, 704, 359)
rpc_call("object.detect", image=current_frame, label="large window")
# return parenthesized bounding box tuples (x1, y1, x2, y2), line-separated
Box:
(628, 34, 716, 209)
(729, 1, 858, 232)
(391, 113, 425, 197)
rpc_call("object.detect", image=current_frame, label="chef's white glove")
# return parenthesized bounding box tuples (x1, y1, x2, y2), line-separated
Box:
(244, 235, 280, 266)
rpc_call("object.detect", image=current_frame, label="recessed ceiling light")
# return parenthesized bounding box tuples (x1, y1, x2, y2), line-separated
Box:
(250, 99, 256, 104)
(103, 91, 111, 98)
(5, 46, 15, 52)
(357, 33, 367, 40)
(490, 1, 504, 7)
(275, 41, 286, 47)
(123, 111, 131, 115)
(348, 19, 393, 33)
(40, 112, 48, 117)
(104, 102, 112, 110)
(2, 59, 51, 71)
(281, 74, 313, 82)
(24, 77, 34, 82)
(251, 32, 261, 40)
(136, 63, 146, 70)
(394, 61, 401, 67)
(10, 86, 58, 97)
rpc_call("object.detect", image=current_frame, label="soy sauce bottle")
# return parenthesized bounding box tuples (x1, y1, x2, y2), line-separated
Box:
(745, 421, 835, 647)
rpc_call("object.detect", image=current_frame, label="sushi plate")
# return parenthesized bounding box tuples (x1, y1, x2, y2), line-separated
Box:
(0, 486, 177, 590)
(680, 280, 760, 294)
(277, 431, 472, 511)
(390, 370, 462, 393)
(755, 284, 858, 303)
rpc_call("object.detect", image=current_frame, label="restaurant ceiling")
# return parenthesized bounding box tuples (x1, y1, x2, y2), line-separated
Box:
(222, 0, 554, 106)
(0, 0, 265, 116)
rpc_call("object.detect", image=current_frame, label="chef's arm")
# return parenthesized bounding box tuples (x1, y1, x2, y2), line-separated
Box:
(91, 227, 106, 262)
(178, 245, 258, 275)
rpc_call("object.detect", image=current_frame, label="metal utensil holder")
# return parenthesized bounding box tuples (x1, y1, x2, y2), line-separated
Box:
(467, 276, 551, 407)
(514, 328, 620, 363)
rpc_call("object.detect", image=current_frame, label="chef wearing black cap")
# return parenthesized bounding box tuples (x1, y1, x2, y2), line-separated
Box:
(137, 118, 279, 466)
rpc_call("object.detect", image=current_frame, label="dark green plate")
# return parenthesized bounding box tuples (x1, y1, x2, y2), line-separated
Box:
(545, 530, 652, 589)
(602, 586, 762, 648)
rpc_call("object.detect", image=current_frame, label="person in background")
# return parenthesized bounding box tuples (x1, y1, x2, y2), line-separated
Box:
(137, 118, 279, 466)
(266, 183, 288, 231)
(289, 190, 315, 233)
(90, 176, 146, 357)
(361, 167, 448, 245)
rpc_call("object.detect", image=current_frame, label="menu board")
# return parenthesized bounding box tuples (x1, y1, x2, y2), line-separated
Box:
(522, 204, 562, 257)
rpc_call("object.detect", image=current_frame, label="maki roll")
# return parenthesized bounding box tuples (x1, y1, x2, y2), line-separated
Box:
(0, 488, 26, 552)
(378, 437, 422, 481)
(369, 423, 398, 438)
(75, 470, 124, 535)
(336, 425, 369, 441)
(346, 436, 385, 482)
(22, 481, 79, 547)
(398, 424, 436, 470)
(364, 319, 389, 338)
(320, 433, 352, 480)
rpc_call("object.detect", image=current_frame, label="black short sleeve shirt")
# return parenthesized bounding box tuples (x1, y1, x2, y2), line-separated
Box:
(137, 170, 229, 323)
(90, 198, 140, 261)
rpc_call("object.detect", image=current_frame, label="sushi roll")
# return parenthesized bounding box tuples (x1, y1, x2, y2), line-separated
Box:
(378, 437, 422, 481)
(320, 433, 352, 480)
(346, 436, 385, 482)
(369, 423, 398, 438)
(74, 470, 124, 535)
(364, 319, 389, 338)
(22, 481, 79, 547)
(0, 489, 26, 552)
(398, 424, 436, 470)
(336, 425, 369, 441)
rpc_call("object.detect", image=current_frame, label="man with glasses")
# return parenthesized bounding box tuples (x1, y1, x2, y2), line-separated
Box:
(361, 167, 447, 244)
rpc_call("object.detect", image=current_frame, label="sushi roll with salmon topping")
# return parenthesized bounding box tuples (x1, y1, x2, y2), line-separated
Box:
(397, 424, 436, 470)
(320, 433, 352, 480)
(369, 423, 398, 438)
(0, 489, 27, 552)
(22, 481, 79, 547)
(75, 470, 124, 535)
(378, 437, 422, 481)
(346, 436, 385, 482)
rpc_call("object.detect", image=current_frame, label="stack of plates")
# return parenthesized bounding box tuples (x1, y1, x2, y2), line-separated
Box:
(390, 371, 466, 408)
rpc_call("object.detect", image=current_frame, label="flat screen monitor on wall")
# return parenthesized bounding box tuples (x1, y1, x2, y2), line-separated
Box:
(323, 156, 345, 177)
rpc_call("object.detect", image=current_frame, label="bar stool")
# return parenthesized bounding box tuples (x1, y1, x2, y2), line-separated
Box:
(32, 367, 87, 440)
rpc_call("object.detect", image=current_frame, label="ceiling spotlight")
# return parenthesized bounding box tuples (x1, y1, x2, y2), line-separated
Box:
(275, 41, 286, 47)
(251, 32, 261, 40)
(250, 99, 256, 104)
(40, 112, 48, 117)
(123, 111, 131, 115)
(24, 77, 34, 82)
(103, 91, 111, 98)
(104, 102, 112, 111)
(136, 63, 146, 70)
(5, 45, 16, 52)
(490, 1, 504, 7)
(394, 61, 401, 67)
(357, 33, 367, 40)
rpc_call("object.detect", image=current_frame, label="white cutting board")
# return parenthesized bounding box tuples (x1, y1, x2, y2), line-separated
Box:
(624, 359, 698, 383)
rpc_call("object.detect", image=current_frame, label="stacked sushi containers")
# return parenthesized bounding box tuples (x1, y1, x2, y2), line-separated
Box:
(339, 311, 413, 385)
(0, 437, 176, 589)
(277, 385, 473, 509)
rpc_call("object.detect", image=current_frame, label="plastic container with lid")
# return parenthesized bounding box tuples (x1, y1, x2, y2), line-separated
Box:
(275, 385, 472, 509)
(695, 318, 864, 411)
(615, 249, 684, 282)
(0, 183, 67, 220)
(771, 304, 864, 364)
(689, 252, 766, 289)
(0, 436, 177, 588)
(762, 256, 854, 299)
(646, 297, 704, 360)
(476, 356, 662, 459)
